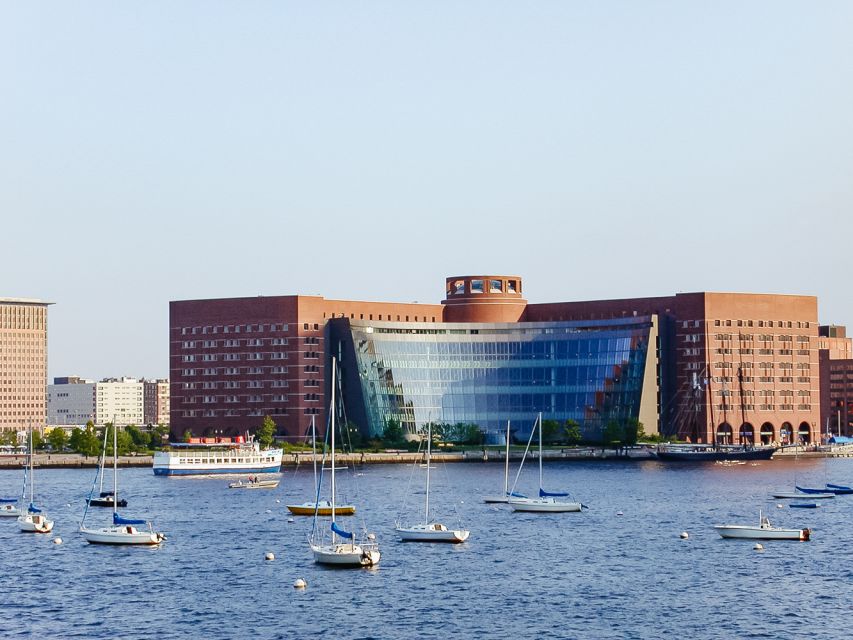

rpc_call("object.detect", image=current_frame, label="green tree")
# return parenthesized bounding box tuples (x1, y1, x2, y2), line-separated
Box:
(541, 419, 561, 445)
(125, 424, 152, 451)
(68, 427, 84, 451)
(256, 415, 277, 448)
(382, 418, 404, 445)
(48, 428, 68, 451)
(151, 424, 170, 448)
(76, 424, 101, 457)
(1, 430, 18, 446)
(31, 430, 45, 450)
(182, 429, 193, 443)
(623, 418, 643, 447)
(602, 420, 623, 447)
(563, 420, 582, 445)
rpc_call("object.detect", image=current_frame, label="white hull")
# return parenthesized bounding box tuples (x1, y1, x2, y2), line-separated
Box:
(311, 543, 380, 566)
(18, 513, 54, 533)
(714, 525, 809, 540)
(396, 523, 469, 543)
(0, 504, 21, 517)
(509, 498, 582, 513)
(772, 492, 835, 499)
(153, 445, 282, 476)
(81, 525, 165, 545)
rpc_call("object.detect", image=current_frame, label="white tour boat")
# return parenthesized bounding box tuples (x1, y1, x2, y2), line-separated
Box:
(153, 438, 282, 476)
(714, 512, 810, 541)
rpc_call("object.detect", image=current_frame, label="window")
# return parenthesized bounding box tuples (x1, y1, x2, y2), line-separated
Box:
(453, 280, 465, 295)
(506, 280, 517, 294)
(490, 279, 502, 293)
(471, 279, 484, 294)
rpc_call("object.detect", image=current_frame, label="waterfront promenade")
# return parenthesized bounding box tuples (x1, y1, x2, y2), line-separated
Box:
(3, 443, 852, 469)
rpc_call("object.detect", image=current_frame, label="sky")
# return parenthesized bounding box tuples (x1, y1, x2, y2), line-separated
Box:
(2, 1, 852, 381)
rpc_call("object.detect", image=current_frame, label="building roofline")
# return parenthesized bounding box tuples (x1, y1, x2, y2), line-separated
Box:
(0, 297, 54, 305)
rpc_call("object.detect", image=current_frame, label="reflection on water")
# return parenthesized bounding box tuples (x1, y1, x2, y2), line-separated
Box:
(1, 456, 850, 639)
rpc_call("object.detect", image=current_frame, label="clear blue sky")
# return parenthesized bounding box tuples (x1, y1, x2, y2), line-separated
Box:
(2, 2, 852, 381)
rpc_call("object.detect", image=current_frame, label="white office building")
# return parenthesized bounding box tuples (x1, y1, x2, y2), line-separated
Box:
(49, 376, 148, 427)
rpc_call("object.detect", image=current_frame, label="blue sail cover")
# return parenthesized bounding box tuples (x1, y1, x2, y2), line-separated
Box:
(539, 488, 569, 498)
(113, 512, 147, 526)
(509, 492, 528, 499)
(0, 498, 17, 503)
(331, 521, 353, 539)
(28, 502, 42, 513)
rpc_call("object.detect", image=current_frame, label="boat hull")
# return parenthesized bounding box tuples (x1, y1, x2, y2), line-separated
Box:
(88, 497, 128, 508)
(81, 525, 165, 545)
(228, 480, 280, 489)
(0, 505, 21, 517)
(772, 492, 835, 499)
(509, 498, 582, 513)
(482, 495, 510, 504)
(152, 446, 282, 476)
(18, 513, 54, 533)
(656, 446, 777, 462)
(311, 543, 380, 566)
(713, 525, 810, 540)
(395, 522, 469, 543)
(286, 502, 355, 516)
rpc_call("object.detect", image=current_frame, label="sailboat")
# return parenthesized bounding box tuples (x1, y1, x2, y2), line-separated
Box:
(308, 359, 379, 567)
(80, 423, 166, 545)
(87, 424, 128, 507)
(771, 439, 835, 500)
(17, 426, 54, 533)
(0, 450, 24, 518)
(395, 422, 470, 543)
(483, 420, 526, 504)
(509, 413, 584, 513)
(287, 415, 355, 516)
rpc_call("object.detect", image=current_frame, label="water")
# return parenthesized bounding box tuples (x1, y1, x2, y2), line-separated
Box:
(2, 456, 852, 639)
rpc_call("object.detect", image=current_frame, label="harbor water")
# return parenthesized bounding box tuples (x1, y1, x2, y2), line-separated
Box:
(2, 456, 851, 639)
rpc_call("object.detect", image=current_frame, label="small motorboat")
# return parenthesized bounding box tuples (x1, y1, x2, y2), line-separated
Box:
(714, 512, 810, 541)
(228, 476, 280, 490)
(0, 499, 21, 518)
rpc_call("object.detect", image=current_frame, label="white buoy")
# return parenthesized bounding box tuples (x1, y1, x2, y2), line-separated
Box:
(294, 578, 307, 589)
(265, 552, 275, 561)
(265, 509, 272, 513)
(680, 532, 689, 539)
(53, 537, 63, 545)
(65, 503, 72, 508)
(367, 533, 376, 541)
(287, 517, 295, 523)
(616, 511, 624, 516)
(275, 499, 281, 503)
(754, 543, 764, 551)
(776, 504, 784, 509)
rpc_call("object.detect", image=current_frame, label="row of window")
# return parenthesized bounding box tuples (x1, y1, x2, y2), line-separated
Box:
(711, 320, 811, 329)
(181, 353, 289, 362)
(179, 338, 292, 348)
(714, 404, 811, 411)
(180, 324, 290, 335)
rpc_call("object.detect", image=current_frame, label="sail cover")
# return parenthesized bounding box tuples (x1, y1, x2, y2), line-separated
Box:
(113, 512, 147, 526)
(331, 521, 353, 539)
(0, 498, 17, 503)
(539, 488, 569, 498)
(509, 492, 528, 499)
(28, 502, 42, 513)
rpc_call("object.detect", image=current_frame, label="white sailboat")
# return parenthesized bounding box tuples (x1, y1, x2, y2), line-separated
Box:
(287, 415, 355, 516)
(509, 413, 584, 513)
(80, 423, 165, 545)
(483, 420, 524, 504)
(17, 426, 54, 533)
(0, 449, 24, 518)
(395, 422, 470, 543)
(309, 359, 379, 567)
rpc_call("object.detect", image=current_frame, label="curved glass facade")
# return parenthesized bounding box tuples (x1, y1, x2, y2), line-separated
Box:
(333, 317, 655, 441)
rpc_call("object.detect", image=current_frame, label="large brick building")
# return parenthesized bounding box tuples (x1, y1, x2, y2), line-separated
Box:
(170, 276, 822, 445)
(1, 298, 51, 435)
(818, 325, 853, 436)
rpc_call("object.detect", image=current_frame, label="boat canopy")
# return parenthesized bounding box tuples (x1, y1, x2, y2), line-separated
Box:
(331, 521, 353, 539)
(113, 512, 147, 526)
(828, 436, 853, 444)
(0, 498, 17, 503)
(28, 502, 42, 513)
(99, 491, 116, 498)
(539, 488, 569, 498)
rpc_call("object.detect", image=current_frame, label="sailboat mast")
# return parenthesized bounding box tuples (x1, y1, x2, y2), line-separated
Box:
(311, 414, 317, 491)
(330, 358, 336, 542)
(538, 413, 543, 492)
(29, 424, 34, 505)
(113, 419, 119, 514)
(98, 425, 108, 495)
(504, 419, 510, 496)
(425, 422, 431, 524)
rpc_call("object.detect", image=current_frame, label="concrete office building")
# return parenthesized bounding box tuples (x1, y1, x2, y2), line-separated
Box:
(0, 298, 51, 434)
(170, 275, 822, 445)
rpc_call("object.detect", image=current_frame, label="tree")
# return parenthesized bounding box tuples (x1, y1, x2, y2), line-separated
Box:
(382, 418, 404, 445)
(48, 428, 68, 451)
(31, 430, 45, 450)
(623, 418, 644, 447)
(1, 430, 18, 446)
(564, 420, 582, 445)
(345, 421, 363, 450)
(151, 424, 170, 448)
(541, 419, 561, 445)
(602, 420, 623, 447)
(256, 415, 277, 448)
(125, 424, 152, 451)
(68, 427, 84, 451)
(75, 424, 101, 457)
(182, 429, 193, 443)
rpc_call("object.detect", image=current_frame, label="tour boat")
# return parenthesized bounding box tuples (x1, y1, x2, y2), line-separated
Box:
(508, 413, 584, 513)
(80, 423, 166, 545)
(17, 427, 54, 533)
(153, 439, 282, 476)
(308, 360, 380, 567)
(395, 422, 470, 543)
(714, 512, 810, 540)
(655, 444, 777, 462)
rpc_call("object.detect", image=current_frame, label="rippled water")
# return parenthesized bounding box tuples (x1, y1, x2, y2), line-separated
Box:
(1, 456, 851, 639)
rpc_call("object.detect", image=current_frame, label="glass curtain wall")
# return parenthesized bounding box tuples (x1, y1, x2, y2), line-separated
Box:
(334, 317, 653, 442)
